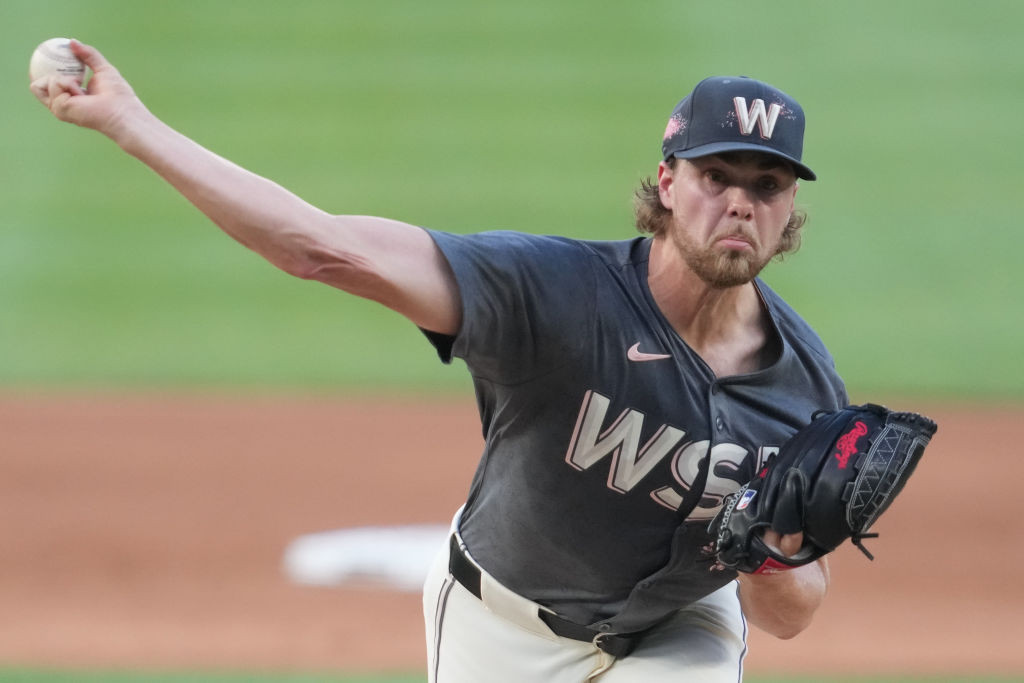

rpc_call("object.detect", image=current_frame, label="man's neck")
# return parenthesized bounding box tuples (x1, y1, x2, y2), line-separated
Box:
(648, 235, 772, 377)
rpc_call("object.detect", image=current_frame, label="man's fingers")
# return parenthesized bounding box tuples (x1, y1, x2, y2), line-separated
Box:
(29, 77, 51, 105)
(47, 76, 76, 99)
(30, 75, 85, 119)
(47, 77, 72, 114)
(763, 529, 804, 558)
(779, 532, 803, 557)
(69, 39, 110, 73)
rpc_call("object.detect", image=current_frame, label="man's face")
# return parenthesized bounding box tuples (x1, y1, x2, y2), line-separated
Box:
(657, 152, 798, 288)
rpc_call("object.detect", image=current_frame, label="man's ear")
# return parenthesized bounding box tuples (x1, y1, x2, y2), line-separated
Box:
(656, 161, 673, 210)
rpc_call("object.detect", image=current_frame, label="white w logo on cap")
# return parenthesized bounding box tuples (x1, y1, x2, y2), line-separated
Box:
(733, 97, 782, 139)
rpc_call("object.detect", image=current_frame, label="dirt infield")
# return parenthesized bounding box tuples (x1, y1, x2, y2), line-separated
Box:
(1, 394, 1021, 677)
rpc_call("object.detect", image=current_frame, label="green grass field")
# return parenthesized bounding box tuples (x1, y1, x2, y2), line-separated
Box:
(3, 0, 1022, 399)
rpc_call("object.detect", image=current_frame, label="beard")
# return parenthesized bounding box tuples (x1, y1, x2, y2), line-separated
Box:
(672, 226, 776, 288)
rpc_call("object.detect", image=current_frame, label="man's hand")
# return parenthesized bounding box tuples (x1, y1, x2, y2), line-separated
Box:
(29, 40, 147, 141)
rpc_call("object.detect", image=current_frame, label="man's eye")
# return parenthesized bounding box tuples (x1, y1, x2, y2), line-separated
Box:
(707, 170, 726, 184)
(759, 177, 779, 192)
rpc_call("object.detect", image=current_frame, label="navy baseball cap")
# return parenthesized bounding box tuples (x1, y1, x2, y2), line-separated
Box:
(661, 76, 816, 180)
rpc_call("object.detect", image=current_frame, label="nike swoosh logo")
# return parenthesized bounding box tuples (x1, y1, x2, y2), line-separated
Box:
(627, 342, 672, 362)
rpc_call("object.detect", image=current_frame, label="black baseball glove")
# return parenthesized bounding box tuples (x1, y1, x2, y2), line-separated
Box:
(710, 403, 937, 574)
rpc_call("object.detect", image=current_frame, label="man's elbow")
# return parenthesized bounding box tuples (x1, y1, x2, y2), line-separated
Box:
(288, 243, 379, 294)
(764, 613, 814, 640)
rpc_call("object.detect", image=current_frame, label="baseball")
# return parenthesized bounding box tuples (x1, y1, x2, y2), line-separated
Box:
(29, 38, 86, 83)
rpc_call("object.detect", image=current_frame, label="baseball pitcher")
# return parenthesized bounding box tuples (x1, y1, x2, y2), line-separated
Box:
(31, 41, 935, 682)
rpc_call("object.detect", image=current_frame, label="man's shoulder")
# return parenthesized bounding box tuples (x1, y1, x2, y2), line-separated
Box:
(573, 235, 652, 271)
(427, 229, 648, 271)
(756, 278, 835, 362)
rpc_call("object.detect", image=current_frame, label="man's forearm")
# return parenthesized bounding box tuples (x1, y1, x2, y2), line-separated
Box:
(736, 557, 829, 639)
(114, 109, 333, 278)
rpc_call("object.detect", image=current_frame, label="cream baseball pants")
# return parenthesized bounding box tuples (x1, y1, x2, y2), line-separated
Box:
(422, 523, 748, 682)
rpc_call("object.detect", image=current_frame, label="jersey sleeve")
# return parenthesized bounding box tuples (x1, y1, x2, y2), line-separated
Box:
(423, 230, 597, 384)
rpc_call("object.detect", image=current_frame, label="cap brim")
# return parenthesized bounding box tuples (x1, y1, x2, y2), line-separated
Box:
(670, 141, 816, 181)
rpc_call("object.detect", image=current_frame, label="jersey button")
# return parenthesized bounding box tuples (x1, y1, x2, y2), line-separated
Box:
(598, 623, 612, 632)
(716, 416, 724, 431)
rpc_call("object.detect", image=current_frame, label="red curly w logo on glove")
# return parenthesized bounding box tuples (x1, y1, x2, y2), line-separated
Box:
(834, 421, 868, 469)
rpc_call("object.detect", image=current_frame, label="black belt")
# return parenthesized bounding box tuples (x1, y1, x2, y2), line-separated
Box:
(447, 535, 641, 658)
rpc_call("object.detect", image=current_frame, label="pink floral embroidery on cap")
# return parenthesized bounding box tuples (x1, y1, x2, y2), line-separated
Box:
(663, 114, 686, 140)
(775, 98, 797, 120)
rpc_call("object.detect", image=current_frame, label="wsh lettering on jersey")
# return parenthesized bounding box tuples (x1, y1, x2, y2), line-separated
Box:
(564, 390, 777, 520)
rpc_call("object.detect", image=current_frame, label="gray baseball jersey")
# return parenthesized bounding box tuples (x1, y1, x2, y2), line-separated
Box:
(423, 229, 847, 635)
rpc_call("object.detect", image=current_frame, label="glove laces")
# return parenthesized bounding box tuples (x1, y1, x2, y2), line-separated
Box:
(851, 531, 880, 560)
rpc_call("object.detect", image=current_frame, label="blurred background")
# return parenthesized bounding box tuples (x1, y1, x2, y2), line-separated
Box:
(4, 0, 1020, 398)
(2, 0, 1022, 681)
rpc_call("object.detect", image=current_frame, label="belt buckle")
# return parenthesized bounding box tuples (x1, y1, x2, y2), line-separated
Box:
(592, 630, 638, 658)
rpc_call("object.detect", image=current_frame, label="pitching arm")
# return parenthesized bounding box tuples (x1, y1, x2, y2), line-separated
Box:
(29, 40, 460, 336)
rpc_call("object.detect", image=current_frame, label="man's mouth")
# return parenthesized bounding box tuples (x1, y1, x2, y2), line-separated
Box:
(716, 233, 756, 251)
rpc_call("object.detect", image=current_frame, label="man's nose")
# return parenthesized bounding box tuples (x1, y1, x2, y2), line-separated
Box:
(726, 187, 754, 221)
